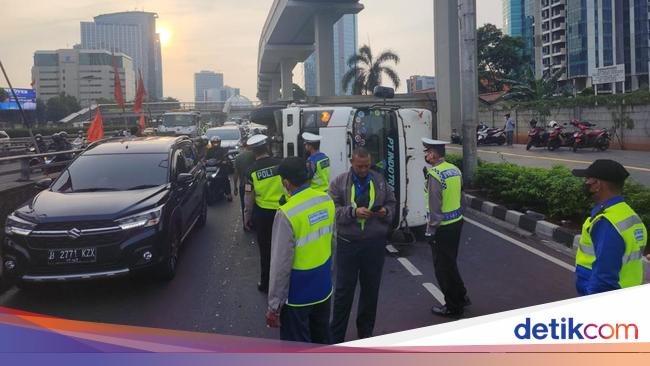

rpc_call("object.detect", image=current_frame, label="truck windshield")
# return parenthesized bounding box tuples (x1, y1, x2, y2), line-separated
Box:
(207, 129, 241, 141)
(352, 108, 400, 192)
(162, 114, 196, 127)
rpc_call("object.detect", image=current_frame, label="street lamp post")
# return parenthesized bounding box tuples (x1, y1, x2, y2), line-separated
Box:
(459, 0, 478, 186)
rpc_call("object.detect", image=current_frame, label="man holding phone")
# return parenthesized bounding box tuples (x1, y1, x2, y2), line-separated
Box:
(329, 147, 397, 343)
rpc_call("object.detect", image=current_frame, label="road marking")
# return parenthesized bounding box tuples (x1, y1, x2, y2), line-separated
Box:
(422, 283, 446, 305)
(464, 217, 575, 272)
(447, 146, 650, 173)
(397, 257, 423, 276)
(385, 244, 399, 253)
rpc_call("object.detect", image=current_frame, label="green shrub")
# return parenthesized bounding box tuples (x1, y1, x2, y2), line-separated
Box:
(624, 180, 650, 229)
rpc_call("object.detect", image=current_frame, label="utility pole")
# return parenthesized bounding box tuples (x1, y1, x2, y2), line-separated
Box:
(458, 0, 478, 186)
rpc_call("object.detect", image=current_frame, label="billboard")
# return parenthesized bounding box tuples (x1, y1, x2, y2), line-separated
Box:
(591, 65, 625, 85)
(0, 87, 36, 110)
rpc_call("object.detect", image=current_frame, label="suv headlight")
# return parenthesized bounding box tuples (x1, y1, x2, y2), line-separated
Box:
(5, 214, 36, 236)
(116, 205, 163, 230)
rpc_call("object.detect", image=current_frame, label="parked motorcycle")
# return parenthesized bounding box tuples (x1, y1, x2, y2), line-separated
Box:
(571, 120, 611, 152)
(451, 129, 462, 145)
(477, 123, 506, 146)
(546, 121, 575, 151)
(526, 119, 549, 150)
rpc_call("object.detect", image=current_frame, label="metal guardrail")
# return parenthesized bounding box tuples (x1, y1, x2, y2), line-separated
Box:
(0, 149, 82, 182)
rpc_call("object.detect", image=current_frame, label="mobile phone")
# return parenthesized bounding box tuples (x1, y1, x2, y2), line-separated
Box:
(371, 206, 383, 213)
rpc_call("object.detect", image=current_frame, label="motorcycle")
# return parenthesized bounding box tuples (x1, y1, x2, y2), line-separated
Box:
(526, 120, 549, 150)
(477, 123, 506, 146)
(205, 156, 234, 205)
(546, 123, 575, 151)
(571, 120, 611, 152)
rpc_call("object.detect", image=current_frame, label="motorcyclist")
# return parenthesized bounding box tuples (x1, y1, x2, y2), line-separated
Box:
(72, 130, 86, 149)
(33, 134, 48, 153)
(206, 136, 233, 202)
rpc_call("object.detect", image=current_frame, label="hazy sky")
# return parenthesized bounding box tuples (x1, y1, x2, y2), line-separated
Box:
(1, 0, 503, 101)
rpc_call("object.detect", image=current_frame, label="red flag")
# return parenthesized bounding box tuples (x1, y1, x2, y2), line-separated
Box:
(112, 54, 125, 109)
(133, 70, 146, 113)
(87, 108, 104, 142)
(139, 112, 146, 132)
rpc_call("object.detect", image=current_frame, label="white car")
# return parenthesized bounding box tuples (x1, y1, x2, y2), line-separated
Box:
(205, 126, 242, 152)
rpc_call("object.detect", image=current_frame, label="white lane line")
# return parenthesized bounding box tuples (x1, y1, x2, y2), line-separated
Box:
(385, 244, 398, 253)
(422, 283, 446, 305)
(464, 217, 575, 272)
(397, 257, 423, 276)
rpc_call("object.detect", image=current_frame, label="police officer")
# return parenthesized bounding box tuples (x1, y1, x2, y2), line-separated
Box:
(422, 138, 470, 319)
(266, 157, 334, 343)
(244, 135, 285, 293)
(302, 132, 331, 193)
(572, 160, 647, 295)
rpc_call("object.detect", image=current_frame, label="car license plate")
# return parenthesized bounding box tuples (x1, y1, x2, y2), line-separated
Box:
(48, 247, 97, 265)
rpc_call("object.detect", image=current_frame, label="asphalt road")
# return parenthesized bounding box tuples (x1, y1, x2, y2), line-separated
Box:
(448, 144, 650, 186)
(0, 196, 579, 342)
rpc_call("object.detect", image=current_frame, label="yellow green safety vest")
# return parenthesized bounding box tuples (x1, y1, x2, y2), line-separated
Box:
(310, 154, 331, 193)
(576, 201, 647, 289)
(250, 164, 284, 210)
(279, 187, 335, 307)
(351, 179, 375, 231)
(425, 161, 463, 226)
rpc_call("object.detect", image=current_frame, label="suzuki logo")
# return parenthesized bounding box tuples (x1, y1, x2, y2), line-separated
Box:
(67, 228, 82, 239)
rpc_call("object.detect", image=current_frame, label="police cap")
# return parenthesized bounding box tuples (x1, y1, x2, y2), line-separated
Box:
(572, 159, 630, 183)
(302, 132, 322, 143)
(246, 134, 269, 148)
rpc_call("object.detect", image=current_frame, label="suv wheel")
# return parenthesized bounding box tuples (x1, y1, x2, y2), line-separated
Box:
(157, 223, 180, 281)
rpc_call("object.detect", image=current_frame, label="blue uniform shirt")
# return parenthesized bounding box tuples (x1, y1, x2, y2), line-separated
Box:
(576, 196, 627, 296)
(307, 152, 327, 175)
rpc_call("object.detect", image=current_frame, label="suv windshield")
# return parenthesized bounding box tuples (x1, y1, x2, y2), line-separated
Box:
(207, 129, 240, 141)
(162, 114, 196, 127)
(51, 154, 169, 193)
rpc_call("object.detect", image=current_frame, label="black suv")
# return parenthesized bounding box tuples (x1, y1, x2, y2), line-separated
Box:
(2, 136, 207, 285)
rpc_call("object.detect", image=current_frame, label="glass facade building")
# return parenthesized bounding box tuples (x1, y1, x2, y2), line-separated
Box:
(503, 0, 526, 37)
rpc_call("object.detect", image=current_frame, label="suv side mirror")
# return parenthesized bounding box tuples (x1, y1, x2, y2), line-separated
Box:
(36, 178, 53, 189)
(373, 86, 395, 99)
(177, 173, 194, 185)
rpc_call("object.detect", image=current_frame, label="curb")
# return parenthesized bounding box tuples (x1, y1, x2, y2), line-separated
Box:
(463, 193, 580, 248)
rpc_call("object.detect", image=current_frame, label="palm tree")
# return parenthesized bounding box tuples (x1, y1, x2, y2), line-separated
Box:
(500, 67, 565, 101)
(342, 45, 400, 95)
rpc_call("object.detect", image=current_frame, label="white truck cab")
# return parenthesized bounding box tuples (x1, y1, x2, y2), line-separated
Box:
(275, 103, 433, 233)
(158, 111, 202, 137)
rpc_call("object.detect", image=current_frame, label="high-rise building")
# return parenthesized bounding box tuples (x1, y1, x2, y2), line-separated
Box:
(304, 14, 358, 96)
(406, 75, 436, 94)
(81, 11, 163, 100)
(194, 71, 224, 102)
(566, 0, 650, 91)
(31, 49, 135, 107)
(503, 0, 526, 37)
(540, 0, 567, 79)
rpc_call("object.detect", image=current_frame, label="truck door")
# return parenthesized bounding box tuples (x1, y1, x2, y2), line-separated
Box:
(282, 108, 301, 157)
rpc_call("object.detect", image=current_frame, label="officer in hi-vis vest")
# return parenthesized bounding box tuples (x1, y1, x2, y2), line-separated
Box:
(422, 138, 470, 319)
(302, 132, 331, 193)
(266, 157, 335, 343)
(244, 134, 284, 293)
(572, 160, 647, 296)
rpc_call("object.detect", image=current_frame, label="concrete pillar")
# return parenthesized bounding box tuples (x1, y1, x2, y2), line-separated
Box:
(434, 0, 461, 140)
(270, 74, 281, 102)
(314, 13, 336, 97)
(281, 59, 296, 100)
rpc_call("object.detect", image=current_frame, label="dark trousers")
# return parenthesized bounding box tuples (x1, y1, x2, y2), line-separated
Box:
(253, 206, 276, 290)
(330, 237, 386, 344)
(239, 184, 245, 215)
(280, 298, 331, 343)
(506, 131, 514, 145)
(430, 220, 467, 311)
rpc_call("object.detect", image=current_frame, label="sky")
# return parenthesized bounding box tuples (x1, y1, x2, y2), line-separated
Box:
(1, 0, 503, 102)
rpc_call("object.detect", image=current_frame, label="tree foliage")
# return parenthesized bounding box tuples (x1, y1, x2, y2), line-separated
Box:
(45, 93, 81, 122)
(292, 83, 307, 100)
(0, 87, 8, 102)
(342, 45, 400, 95)
(478, 24, 528, 92)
